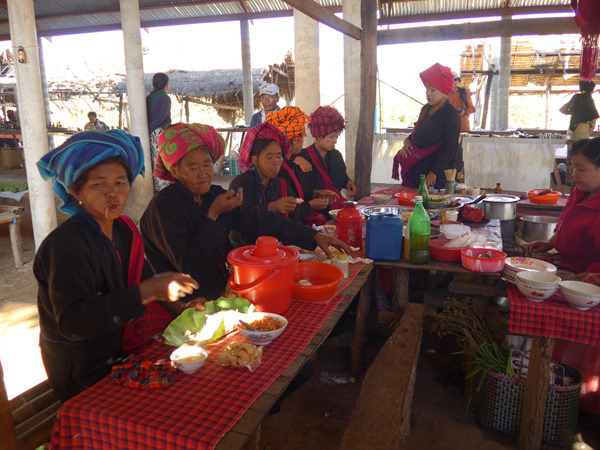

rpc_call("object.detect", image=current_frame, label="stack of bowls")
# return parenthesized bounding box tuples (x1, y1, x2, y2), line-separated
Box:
(503, 257, 557, 284)
(516, 272, 561, 302)
(559, 281, 600, 310)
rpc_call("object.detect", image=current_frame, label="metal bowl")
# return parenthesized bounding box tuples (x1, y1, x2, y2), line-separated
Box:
(520, 215, 559, 242)
(362, 205, 435, 219)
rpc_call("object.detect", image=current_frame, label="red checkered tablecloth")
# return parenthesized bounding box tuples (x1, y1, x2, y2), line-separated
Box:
(50, 263, 366, 450)
(507, 283, 600, 346)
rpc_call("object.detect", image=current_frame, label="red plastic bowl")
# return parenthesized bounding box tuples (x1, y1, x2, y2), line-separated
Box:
(460, 248, 507, 273)
(429, 239, 468, 262)
(394, 192, 417, 206)
(527, 190, 561, 205)
(292, 262, 343, 302)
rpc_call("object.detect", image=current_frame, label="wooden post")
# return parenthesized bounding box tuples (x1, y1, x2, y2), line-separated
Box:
(0, 359, 17, 450)
(9, 217, 22, 268)
(351, 271, 373, 374)
(481, 72, 494, 129)
(185, 99, 190, 123)
(393, 268, 409, 311)
(118, 93, 123, 129)
(519, 336, 555, 450)
(354, 0, 376, 200)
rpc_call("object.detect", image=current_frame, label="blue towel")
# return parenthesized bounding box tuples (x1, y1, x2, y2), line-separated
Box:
(37, 130, 145, 215)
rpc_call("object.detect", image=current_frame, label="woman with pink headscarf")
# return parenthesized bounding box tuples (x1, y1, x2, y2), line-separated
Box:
(392, 63, 461, 189)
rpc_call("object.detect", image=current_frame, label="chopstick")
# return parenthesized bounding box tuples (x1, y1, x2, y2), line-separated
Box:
(444, 169, 456, 181)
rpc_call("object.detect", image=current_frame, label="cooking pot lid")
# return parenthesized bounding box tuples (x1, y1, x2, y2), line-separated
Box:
(483, 194, 520, 203)
(227, 236, 299, 265)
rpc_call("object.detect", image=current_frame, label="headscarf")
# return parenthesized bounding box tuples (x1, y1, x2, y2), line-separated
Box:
(238, 122, 291, 172)
(37, 130, 144, 216)
(308, 106, 345, 138)
(265, 106, 309, 142)
(419, 63, 454, 95)
(154, 123, 225, 182)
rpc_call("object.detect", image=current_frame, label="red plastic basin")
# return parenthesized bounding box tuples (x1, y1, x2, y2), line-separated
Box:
(292, 262, 343, 302)
(394, 192, 417, 206)
(461, 248, 507, 273)
(429, 239, 468, 262)
(527, 190, 561, 205)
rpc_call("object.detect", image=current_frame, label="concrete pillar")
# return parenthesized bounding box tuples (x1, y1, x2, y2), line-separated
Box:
(120, 0, 153, 221)
(497, 25, 511, 130)
(294, 9, 320, 140)
(343, 0, 361, 181)
(38, 37, 56, 149)
(489, 56, 500, 130)
(240, 20, 254, 126)
(7, 0, 57, 249)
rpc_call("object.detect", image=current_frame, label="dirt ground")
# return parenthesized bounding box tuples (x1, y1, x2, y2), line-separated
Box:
(0, 225, 598, 449)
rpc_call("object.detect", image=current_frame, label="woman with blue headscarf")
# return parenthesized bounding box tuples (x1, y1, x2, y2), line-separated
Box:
(34, 130, 198, 401)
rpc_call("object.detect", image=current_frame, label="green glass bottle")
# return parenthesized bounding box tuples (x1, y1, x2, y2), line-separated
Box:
(409, 195, 430, 265)
(417, 174, 430, 209)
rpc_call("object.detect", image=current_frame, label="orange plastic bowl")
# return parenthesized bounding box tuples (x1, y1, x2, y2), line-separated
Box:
(461, 248, 507, 273)
(292, 262, 343, 302)
(430, 239, 468, 263)
(394, 192, 417, 206)
(527, 190, 561, 205)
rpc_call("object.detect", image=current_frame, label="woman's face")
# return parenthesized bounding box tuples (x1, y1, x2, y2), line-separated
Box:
(252, 141, 283, 180)
(71, 162, 130, 222)
(171, 148, 214, 196)
(572, 153, 600, 194)
(290, 137, 304, 155)
(426, 86, 447, 107)
(316, 131, 340, 152)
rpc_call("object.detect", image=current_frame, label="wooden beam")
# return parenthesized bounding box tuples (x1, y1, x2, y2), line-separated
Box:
(354, 0, 377, 200)
(185, 96, 240, 111)
(280, 0, 361, 40)
(378, 16, 578, 45)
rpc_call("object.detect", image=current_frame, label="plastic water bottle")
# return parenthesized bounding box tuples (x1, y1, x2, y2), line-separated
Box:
(409, 196, 430, 265)
(417, 174, 430, 209)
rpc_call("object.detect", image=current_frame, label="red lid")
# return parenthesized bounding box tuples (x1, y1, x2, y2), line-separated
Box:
(227, 236, 300, 267)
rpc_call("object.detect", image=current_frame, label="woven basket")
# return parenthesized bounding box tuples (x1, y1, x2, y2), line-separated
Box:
(477, 366, 581, 446)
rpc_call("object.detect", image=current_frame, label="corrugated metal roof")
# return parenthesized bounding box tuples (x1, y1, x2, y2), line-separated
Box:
(0, 0, 571, 39)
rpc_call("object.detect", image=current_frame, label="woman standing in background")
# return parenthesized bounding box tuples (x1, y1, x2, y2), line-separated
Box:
(147, 72, 172, 192)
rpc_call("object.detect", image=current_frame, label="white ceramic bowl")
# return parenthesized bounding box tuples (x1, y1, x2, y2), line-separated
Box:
(170, 345, 208, 373)
(371, 194, 392, 204)
(516, 278, 559, 302)
(559, 281, 600, 310)
(329, 209, 341, 219)
(516, 271, 561, 287)
(504, 257, 557, 283)
(236, 312, 288, 345)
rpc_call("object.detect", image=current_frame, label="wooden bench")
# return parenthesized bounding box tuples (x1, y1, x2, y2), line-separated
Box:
(340, 302, 425, 449)
(1, 360, 61, 450)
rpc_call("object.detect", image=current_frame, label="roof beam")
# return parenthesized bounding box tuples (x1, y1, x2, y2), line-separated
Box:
(378, 17, 579, 45)
(280, 0, 361, 40)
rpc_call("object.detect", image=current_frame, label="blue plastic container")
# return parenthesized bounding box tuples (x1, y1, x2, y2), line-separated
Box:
(365, 213, 403, 262)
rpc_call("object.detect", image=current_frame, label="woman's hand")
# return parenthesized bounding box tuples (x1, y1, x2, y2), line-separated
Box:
(309, 197, 330, 211)
(425, 172, 437, 188)
(346, 181, 357, 197)
(314, 233, 352, 259)
(525, 241, 554, 255)
(207, 188, 243, 220)
(139, 272, 199, 304)
(314, 190, 339, 202)
(399, 140, 413, 158)
(294, 156, 312, 172)
(268, 196, 298, 215)
(186, 296, 208, 311)
(574, 272, 589, 281)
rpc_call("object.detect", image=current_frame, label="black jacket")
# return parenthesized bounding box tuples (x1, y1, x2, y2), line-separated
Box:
(34, 213, 148, 400)
(297, 145, 351, 201)
(140, 182, 318, 301)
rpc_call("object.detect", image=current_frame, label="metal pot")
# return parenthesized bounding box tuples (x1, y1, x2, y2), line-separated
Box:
(521, 215, 559, 242)
(478, 194, 520, 220)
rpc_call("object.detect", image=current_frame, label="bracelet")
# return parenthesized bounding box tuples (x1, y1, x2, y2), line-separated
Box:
(141, 297, 152, 306)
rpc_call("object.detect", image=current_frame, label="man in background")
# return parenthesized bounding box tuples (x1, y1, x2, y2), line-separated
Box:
(448, 71, 476, 171)
(249, 83, 280, 127)
(84, 111, 108, 131)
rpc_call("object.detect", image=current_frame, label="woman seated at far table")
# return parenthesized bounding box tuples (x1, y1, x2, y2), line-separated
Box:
(392, 63, 461, 189)
(297, 106, 356, 215)
(35, 130, 198, 401)
(140, 123, 350, 305)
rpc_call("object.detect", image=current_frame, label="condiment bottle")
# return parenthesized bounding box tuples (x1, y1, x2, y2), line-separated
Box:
(417, 174, 430, 209)
(495, 182, 502, 194)
(409, 196, 430, 265)
(335, 253, 349, 278)
(336, 201, 362, 248)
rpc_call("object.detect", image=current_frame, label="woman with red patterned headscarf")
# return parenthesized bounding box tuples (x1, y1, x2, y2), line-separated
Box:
(297, 105, 355, 215)
(141, 123, 351, 302)
(392, 63, 461, 189)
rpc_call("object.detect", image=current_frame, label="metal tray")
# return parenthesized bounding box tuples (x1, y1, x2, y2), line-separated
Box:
(362, 205, 435, 219)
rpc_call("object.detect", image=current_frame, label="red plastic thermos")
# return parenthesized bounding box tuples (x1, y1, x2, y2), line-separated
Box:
(336, 201, 363, 248)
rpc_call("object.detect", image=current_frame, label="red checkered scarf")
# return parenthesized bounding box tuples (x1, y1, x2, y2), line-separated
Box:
(308, 106, 345, 138)
(419, 63, 454, 95)
(111, 355, 177, 389)
(265, 106, 309, 142)
(239, 122, 291, 172)
(460, 205, 489, 223)
(154, 123, 225, 182)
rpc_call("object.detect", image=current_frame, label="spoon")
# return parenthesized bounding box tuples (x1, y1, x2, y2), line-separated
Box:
(467, 194, 487, 205)
(529, 189, 552, 198)
(239, 320, 258, 332)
